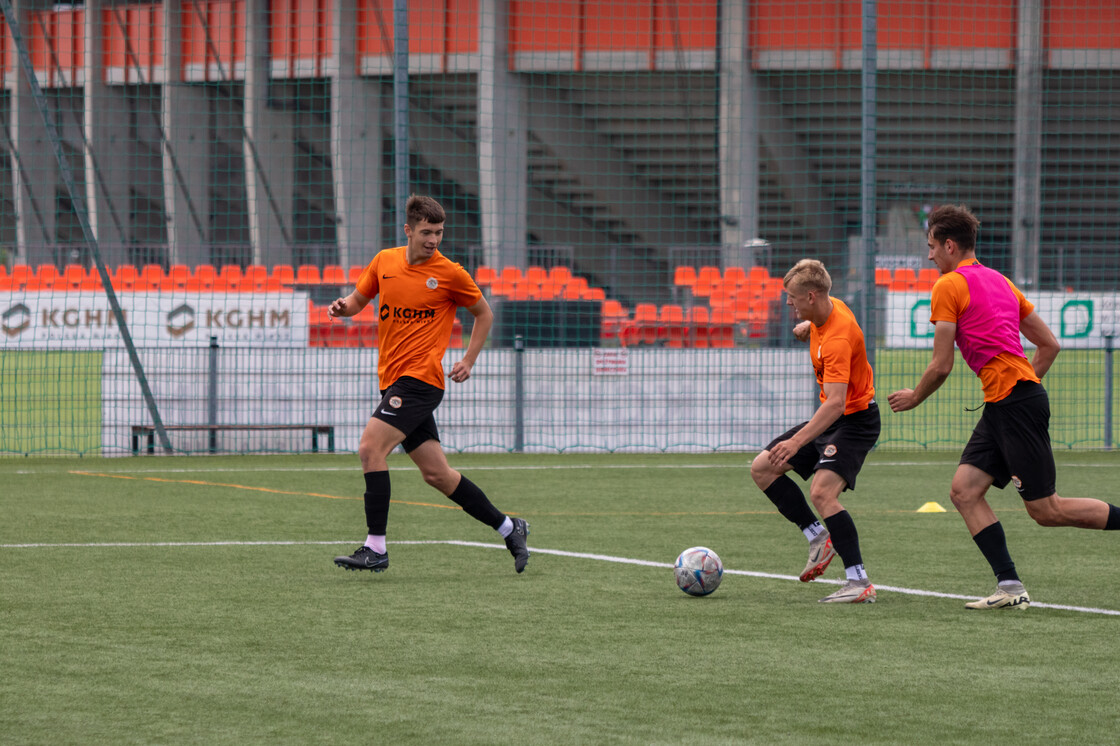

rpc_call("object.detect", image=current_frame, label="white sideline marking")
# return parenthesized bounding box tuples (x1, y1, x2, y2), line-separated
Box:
(3, 538, 1117, 617)
(7, 459, 1120, 477)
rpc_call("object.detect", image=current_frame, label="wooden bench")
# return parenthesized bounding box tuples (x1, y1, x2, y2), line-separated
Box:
(131, 424, 335, 455)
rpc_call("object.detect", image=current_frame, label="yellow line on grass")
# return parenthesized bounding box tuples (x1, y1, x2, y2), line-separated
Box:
(69, 471, 462, 511)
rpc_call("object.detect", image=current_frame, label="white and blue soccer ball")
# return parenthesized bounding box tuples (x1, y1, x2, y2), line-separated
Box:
(674, 546, 723, 596)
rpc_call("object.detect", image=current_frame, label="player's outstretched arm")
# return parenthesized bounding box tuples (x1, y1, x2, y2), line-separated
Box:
(328, 290, 371, 318)
(450, 297, 493, 383)
(888, 321, 956, 412)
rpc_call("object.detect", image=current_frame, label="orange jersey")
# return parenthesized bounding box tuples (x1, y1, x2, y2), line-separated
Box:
(809, 298, 875, 414)
(929, 258, 1038, 402)
(355, 247, 482, 389)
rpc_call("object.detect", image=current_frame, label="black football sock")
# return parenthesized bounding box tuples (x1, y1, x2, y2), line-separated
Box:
(972, 521, 1019, 582)
(447, 475, 505, 529)
(363, 470, 391, 537)
(823, 510, 863, 569)
(762, 476, 819, 531)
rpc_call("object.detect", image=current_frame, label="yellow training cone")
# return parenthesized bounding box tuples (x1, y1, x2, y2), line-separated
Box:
(917, 501, 947, 513)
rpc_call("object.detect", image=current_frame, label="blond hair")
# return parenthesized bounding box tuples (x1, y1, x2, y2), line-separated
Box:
(783, 259, 832, 294)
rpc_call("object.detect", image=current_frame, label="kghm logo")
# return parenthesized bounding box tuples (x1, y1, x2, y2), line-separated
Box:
(167, 304, 195, 337)
(380, 303, 436, 323)
(390, 307, 437, 321)
(1, 303, 31, 337)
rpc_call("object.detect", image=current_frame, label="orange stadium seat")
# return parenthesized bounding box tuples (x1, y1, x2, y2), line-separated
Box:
(271, 265, 296, 287)
(723, 266, 747, 290)
(709, 308, 736, 348)
(583, 286, 605, 301)
(59, 264, 86, 291)
(524, 265, 548, 288)
(449, 317, 464, 349)
(322, 265, 346, 285)
(875, 267, 892, 287)
(4, 264, 32, 290)
(474, 265, 497, 288)
(218, 265, 243, 291)
(111, 265, 138, 291)
(693, 266, 720, 298)
(535, 279, 560, 300)
(242, 265, 269, 292)
(660, 304, 686, 348)
(138, 264, 163, 291)
(488, 279, 515, 298)
(164, 265, 191, 291)
(36, 264, 60, 290)
(561, 277, 589, 300)
(295, 265, 321, 285)
(600, 299, 628, 343)
(632, 303, 659, 345)
(348, 266, 364, 285)
(548, 265, 573, 288)
(348, 323, 376, 348)
(687, 306, 710, 348)
(889, 268, 919, 292)
(917, 267, 939, 291)
(673, 265, 697, 291)
(190, 265, 217, 292)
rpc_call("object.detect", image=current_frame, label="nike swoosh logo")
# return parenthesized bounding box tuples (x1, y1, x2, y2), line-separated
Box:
(819, 459, 836, 464)
(379, 410, 397, 416)
(382, 274, 395, 279)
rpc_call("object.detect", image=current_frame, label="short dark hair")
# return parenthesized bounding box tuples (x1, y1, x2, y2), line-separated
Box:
(406, 195, 446, 227)
(927, 204, 980, 252)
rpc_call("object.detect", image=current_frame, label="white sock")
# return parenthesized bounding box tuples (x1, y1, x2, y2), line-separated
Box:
(845, 564, 868, 582)
(364, 534, 386, 554)
(497, 516, 514, 538)
(802, 522, 826, 541)
(998, 579, 1024, 590)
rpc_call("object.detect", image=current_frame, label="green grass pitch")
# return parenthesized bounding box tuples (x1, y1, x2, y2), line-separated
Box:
(3, 452, 1119, 744)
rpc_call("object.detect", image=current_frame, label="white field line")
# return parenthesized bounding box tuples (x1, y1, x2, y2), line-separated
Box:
(1, 459, 1113, 476)
(8, 460, 1120, 476)
(3, 538, 1117, 617)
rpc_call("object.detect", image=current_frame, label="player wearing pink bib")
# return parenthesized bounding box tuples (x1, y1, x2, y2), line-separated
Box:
(888, 205, 1120, 610)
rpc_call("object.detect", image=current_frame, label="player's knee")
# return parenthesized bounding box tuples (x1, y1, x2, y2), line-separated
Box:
(808, 490, 840, 515)
(420, 466, 455, 493)
(1024, 500, 1060, 527)
(948, 483, 980, 511)
(1024, 497, 1077, 527)
(750, 452, 774, 488)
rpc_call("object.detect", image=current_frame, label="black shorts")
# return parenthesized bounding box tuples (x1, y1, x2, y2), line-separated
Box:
(766, 403, 881, 491)
(960, 380, 1056, 501)
(372, 376, 444, 453)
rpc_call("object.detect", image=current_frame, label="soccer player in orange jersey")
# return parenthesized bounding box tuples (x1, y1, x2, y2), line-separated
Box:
(751, 259, 880, 603)
(888, 204, 1120, 610)
(328, 195, 529, 574)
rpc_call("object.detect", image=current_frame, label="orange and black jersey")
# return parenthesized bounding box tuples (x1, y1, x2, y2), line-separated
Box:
(809, 298, 875, 415)
(355, 247, 482, 390)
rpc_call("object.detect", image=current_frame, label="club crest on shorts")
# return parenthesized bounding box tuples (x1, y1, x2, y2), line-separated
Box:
(824, 444, 838, 457)
(389, 396, 403, 409)
(426, 277, 438, 290)
(1011, 475, 1023, 491)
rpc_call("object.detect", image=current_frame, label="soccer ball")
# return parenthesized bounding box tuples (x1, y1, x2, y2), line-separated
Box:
(674, 546, 723, 596)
